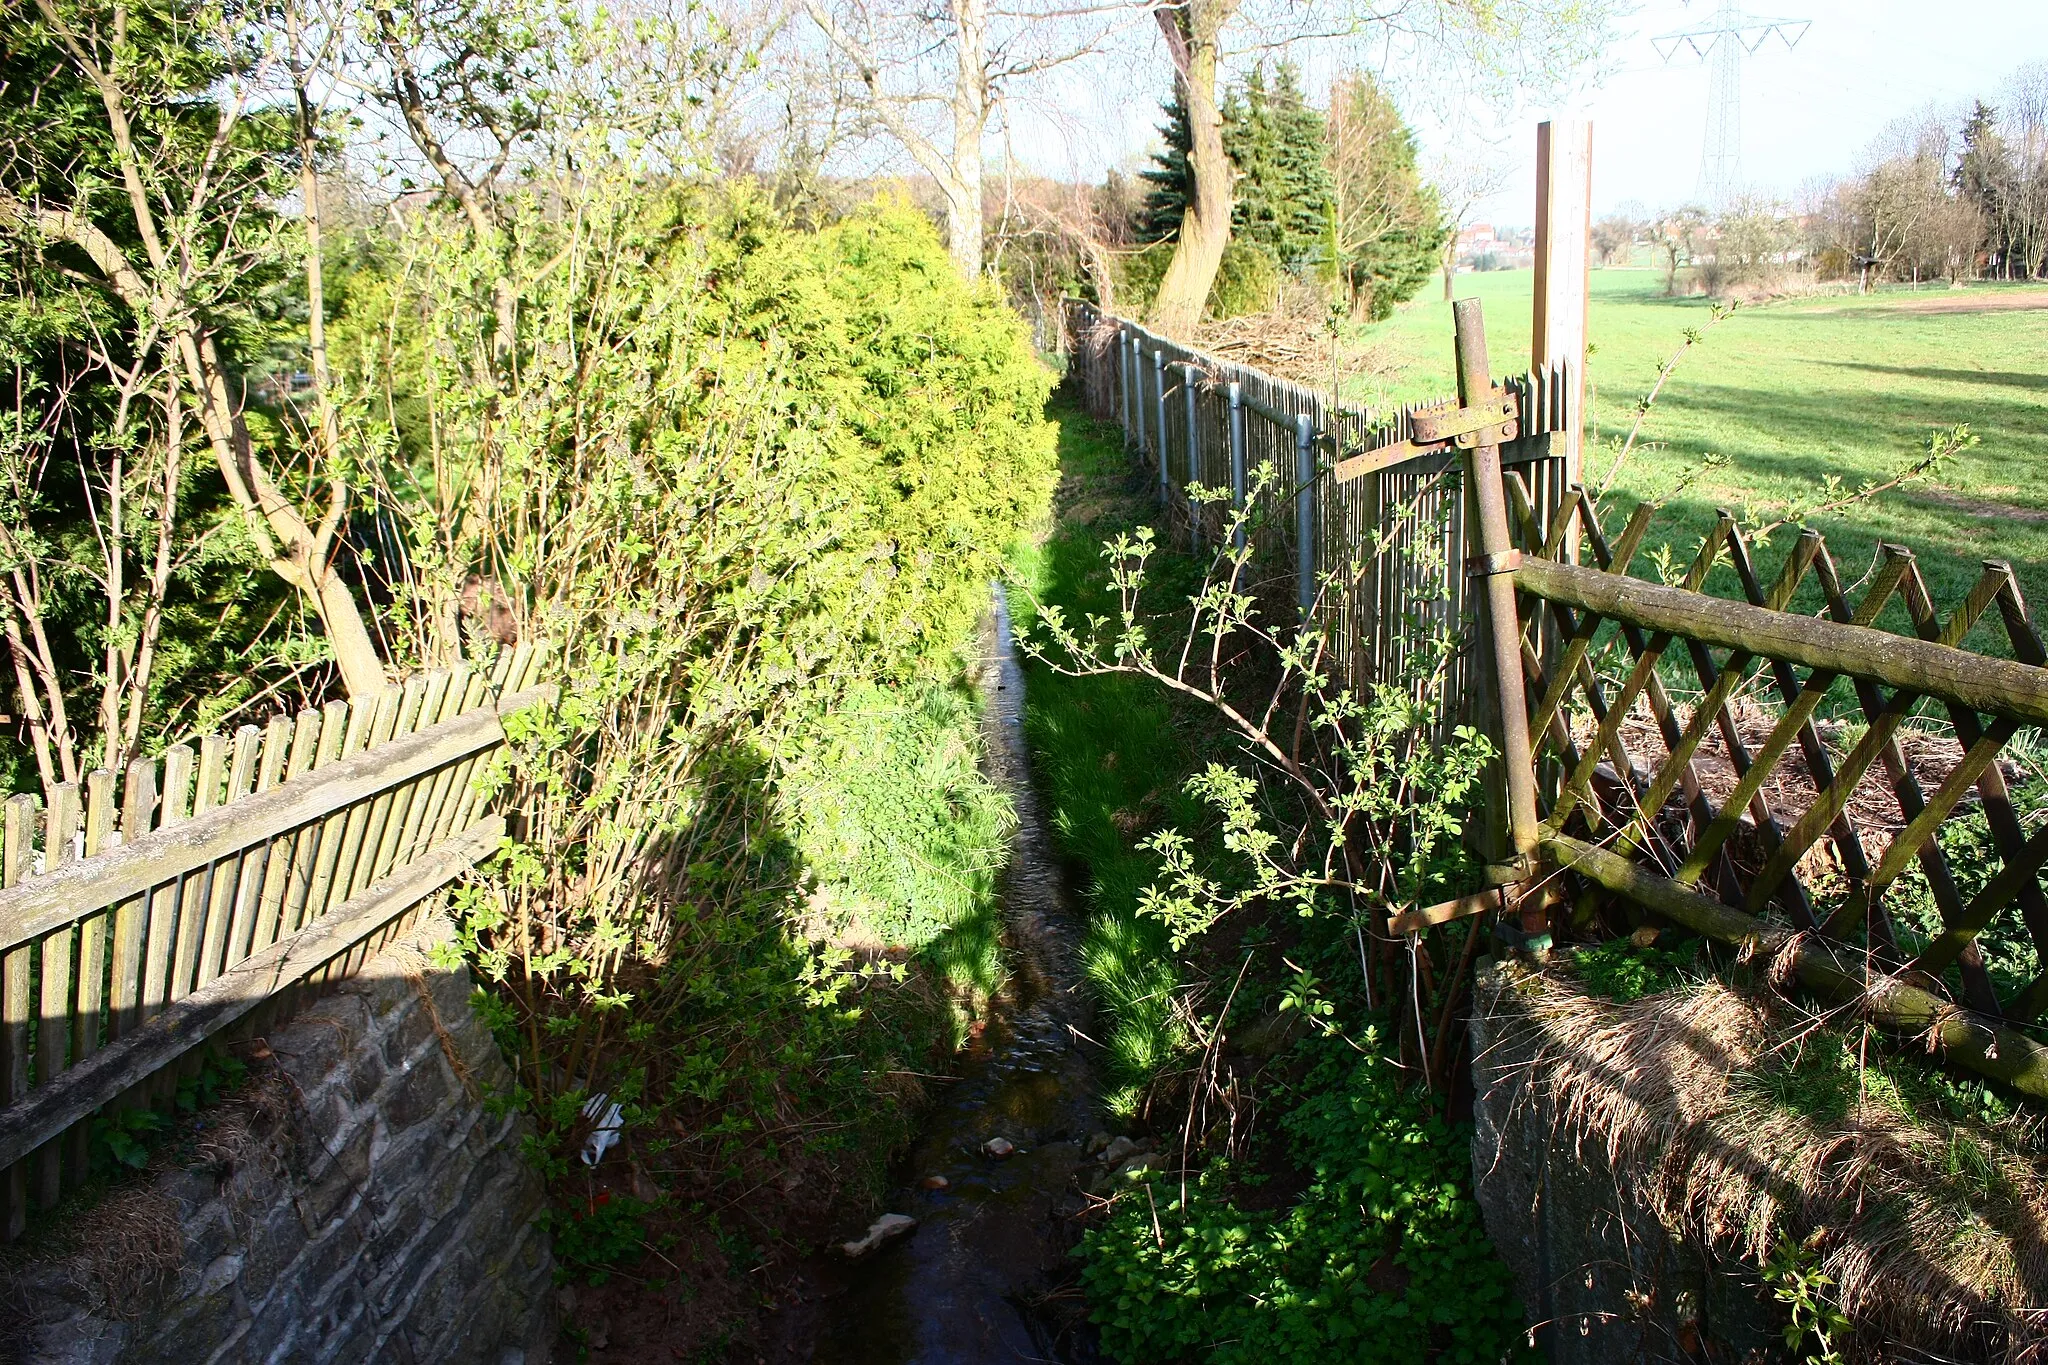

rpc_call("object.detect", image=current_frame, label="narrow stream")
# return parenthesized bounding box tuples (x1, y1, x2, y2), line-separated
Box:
(810, 584, 1103, 1364)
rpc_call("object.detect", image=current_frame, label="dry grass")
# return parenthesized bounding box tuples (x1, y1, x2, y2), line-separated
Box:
(0, 1053, 300, 1348)
(66, 1185, 185, 1321)
(1490, 963, 2048, 1362)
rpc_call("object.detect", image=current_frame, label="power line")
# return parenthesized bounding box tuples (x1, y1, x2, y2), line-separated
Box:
(1653, 0, 1811, 208)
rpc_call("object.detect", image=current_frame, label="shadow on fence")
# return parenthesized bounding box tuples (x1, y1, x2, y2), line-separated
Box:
(0, 645, 554, 1238)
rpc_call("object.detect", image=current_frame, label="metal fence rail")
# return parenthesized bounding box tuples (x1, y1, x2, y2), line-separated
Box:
(0, 646, 553, 1238)
(1062, 299, 1577, 726)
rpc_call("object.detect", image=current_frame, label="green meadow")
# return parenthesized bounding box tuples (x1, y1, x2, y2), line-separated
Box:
(1355, 269, 2048, 649)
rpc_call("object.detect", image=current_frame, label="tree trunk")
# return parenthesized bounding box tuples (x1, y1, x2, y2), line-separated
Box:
(946, 0, 988, 278)
(179, 331, 388, 698)
(1147, 2, 1233, 337)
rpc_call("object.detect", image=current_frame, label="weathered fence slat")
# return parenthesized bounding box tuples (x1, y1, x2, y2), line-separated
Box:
(2, 796, 31, 1238)
(0, 813, 508, 1173)
(0, 652, 551, 1240)
(0, 686, 547, 953)
(149, 745, 194, 1023)
(35, 784, 80, 1207)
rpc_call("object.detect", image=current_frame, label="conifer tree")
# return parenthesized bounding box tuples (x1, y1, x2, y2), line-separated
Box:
(1227, 64, 1334, 269)
(1326, 71, 1448, 320)
(1136, 95, 1196, 243)
(1956, 101, 2016, 275)
(1137, 64, 1332, 271)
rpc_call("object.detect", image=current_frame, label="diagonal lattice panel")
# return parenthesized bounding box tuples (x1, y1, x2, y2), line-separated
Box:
(1509, 488, 2048, 1081)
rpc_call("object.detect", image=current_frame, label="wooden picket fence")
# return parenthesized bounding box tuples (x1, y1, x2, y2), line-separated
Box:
(0, 645, 553, 1239)
(1062, 299, 1578, 729)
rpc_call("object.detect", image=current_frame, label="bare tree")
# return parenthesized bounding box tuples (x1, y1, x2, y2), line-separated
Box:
(1145, 0, 1239, 334)
(1425, 137, 1511, 299)
(1145, 0, 1620, 335)
(800, 0, 1131, 279)
(1857, 115, 1953, 290)
(1999, 62, 2048, 278)
(1591, 201, 1646, 267)
(2, 0, 389, 703)
(1653, 204, 1709, 295)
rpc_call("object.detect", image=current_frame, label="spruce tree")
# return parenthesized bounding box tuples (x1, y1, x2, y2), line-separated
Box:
(1135, 64, 1333, 270)
(1225, 65, 1333, 270)
(1956, 101, 2015, 276)
(1136, 95, 1196, 244)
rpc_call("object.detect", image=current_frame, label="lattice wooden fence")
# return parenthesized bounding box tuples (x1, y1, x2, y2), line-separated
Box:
(0, 645, 553, 1238)
(1505, 485, 2048, 1096)
(1301, 299, 2048, 1100)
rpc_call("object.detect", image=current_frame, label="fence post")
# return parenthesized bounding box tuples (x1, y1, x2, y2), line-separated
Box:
(1134, 342, 1149, 459)
(1294, 413, 1315, 620)
(1228, 382, 1246, 552)
(1154, 350, 1169, 505)
(1533, 118, 1592, 491)
(1453, 298, 1540, 866)
(1120, 333, 1135, 446)
(1184, 367, 1201, 550)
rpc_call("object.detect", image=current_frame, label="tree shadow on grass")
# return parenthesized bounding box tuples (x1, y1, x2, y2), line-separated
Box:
(1809, 360, 2048, 394)
(1596, 378, 2048, 648)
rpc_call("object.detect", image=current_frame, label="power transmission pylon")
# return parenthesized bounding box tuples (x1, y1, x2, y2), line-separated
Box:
(1653, 0, 1810, 209)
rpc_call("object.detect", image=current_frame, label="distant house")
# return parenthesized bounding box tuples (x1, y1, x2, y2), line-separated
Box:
(1455, 223, 1534, 272)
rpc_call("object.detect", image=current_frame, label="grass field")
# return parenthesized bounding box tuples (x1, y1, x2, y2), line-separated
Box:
(1351, 269, 2048, 652)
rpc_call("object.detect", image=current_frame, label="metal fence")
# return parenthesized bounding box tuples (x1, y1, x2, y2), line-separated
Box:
(1062, 299, 1577, 723)
(0, 646, 552, 1238)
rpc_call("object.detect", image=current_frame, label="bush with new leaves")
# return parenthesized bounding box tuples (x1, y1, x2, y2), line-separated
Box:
(335, 182, 1054, 1223)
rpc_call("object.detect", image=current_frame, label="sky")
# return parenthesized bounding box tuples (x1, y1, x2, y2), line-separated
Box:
(1004, 0, 2048, 228)
(1515, 0, 2048, 224)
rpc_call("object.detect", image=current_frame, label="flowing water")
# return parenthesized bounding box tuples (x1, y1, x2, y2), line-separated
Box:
(807, 585, 1103, 1364)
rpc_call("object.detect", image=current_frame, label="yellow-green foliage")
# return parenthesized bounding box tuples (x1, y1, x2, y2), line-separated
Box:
(686, 194, 1060, 679)
(1117, 237, 1283, 323)
(334, 183, 1055, 1250)
(335, 187, 1056, 687)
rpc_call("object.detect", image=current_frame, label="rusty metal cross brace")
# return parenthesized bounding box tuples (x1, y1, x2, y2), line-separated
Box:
(1331, 386, 1520, 487)
(1378, 300, 1545, 936)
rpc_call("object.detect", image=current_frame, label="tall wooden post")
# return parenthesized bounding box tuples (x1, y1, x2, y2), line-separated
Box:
(1455, 301, 1540, 867)
(1532, 119, 1593, 489)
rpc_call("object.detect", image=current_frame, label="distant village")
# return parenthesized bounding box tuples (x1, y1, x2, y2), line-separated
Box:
(1452, 223, 1538, 272)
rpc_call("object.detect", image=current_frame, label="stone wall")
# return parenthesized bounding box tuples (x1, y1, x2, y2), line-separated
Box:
(1468, 959, 1776, 1365)
(5, 912, 554, 1365)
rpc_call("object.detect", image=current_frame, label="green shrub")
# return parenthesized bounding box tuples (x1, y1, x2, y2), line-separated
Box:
(1887, 771, 2047, 1000)
(1081, 1041, 1530, 1364)
(342, 184, 1054, 1237)
(1569, 938, 1698, 1003)
(1207, 239, 1283, 318)
(1115, 237, 1286, 324)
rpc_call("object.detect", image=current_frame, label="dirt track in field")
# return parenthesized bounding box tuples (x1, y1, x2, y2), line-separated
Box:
(1805, 288, 2048, 316)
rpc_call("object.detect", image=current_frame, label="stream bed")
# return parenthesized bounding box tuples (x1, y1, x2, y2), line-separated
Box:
(805, 585, 1104, 1364)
